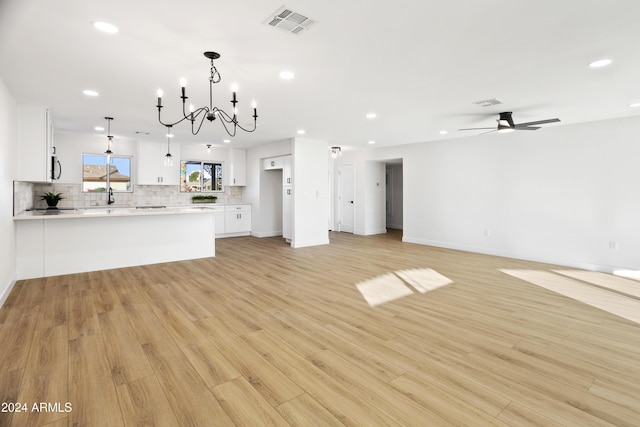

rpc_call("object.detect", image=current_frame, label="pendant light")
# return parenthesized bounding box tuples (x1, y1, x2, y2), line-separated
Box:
(164, 125, 174, 166)
(104, 117, 114, 160)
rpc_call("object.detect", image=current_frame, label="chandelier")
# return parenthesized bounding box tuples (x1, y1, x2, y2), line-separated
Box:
(156, 51, 258, 137)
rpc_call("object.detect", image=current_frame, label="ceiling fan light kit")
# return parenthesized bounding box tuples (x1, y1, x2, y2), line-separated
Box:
(156, 51, 258, 138)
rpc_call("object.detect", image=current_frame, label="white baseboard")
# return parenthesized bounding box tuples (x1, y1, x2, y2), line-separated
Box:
(355, 228, 387, 236)
(401, 236, 617, 273)
(291, 238, 330, 248)
(0, 278, 17, 310)
(252, 231, 282, 238)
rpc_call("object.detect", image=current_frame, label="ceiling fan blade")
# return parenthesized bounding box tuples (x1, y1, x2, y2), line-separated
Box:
(515, 126, 540, 130)
(515, 118, 560, 127)
(458, 127, 496, 131)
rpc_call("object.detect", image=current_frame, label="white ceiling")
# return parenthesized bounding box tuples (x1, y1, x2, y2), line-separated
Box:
(1, 0, 640, 150)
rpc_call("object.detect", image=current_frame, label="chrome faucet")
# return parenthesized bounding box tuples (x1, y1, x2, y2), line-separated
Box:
(108, 187, 115, 205)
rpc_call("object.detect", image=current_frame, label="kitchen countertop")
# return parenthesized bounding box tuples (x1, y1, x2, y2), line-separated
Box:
(13, 204, 233, 220)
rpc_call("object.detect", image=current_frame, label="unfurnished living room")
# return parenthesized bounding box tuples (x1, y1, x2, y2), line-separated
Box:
(1, 1, 639, 426)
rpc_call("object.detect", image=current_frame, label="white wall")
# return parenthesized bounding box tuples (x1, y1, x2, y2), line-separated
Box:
(292, 137, 330, 248)
(0, 75, 17, 307)
(336, 115, 640, 272)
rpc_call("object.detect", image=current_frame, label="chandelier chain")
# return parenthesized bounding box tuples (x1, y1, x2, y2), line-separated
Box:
(210, 62, 221, 84)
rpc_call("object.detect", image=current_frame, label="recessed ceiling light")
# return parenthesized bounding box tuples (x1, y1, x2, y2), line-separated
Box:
(366, 113, 377, 119)
(92, 21, 119, 34)
(297, 129, 306, 135)
(223, 139, 231, 144)
(439, 130, 448, 135)
(589, 59, 612, 68)
(280, 71, 295, 80)
(368, 140, 376, 145)
(94, 126, 104, 131)
(83, 89, 99, 97)
(630, 102, 640, 108)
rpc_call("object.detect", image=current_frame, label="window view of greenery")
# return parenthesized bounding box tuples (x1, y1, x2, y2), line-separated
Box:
(180, 160, 223, 192)
(82, 154, 132, 192)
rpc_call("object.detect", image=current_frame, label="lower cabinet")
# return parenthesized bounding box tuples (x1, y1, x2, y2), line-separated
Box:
(219, 204, 251, 237)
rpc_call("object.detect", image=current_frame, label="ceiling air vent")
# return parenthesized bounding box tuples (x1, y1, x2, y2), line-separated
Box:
(265, 6, 314, 35)
(473, 98, 503, 107)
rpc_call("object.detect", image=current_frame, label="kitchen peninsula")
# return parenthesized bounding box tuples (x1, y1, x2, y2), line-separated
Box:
(14, 206, 216, 279)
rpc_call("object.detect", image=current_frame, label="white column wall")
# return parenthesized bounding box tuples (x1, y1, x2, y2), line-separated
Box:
(292, 137, 330, 248)
(0, 75, 17, 307)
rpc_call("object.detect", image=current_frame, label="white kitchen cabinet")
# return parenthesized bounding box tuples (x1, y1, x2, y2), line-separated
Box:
(283, 186, 292, 241)
(16, 105, 54, 182)
(263, 156, 284, 170)
(137, 141, 180, 185)
(224, 204, 251, 235)
(282, 155, 292, 185)
(228, 148, 246, 186)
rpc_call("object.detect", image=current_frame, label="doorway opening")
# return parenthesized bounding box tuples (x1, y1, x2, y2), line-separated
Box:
(385, 159, 403, 240)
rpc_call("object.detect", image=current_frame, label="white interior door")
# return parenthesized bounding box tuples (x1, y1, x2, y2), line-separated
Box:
(339, 163, 355, 233)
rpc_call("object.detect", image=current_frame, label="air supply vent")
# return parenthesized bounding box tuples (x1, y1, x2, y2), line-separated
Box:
(473, 98, 503, 107)
(265, 6, 314, 35)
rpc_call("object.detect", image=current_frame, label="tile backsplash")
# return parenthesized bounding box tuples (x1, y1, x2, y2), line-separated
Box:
(14, 182, 244, 214)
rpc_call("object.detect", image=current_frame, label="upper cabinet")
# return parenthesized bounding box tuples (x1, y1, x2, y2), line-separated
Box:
(137, 141, 181, 185)
(263, 156, 284, 170)
(228, 148, 246, 186)
(16, 105, 54, 182)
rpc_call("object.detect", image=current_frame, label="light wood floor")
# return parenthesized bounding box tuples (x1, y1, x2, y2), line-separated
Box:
(1, 230, 639, 426)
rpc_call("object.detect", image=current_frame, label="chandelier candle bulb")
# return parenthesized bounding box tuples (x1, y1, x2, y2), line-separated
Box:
(180, 78, 187, 99)
(156, 89, 163, 107)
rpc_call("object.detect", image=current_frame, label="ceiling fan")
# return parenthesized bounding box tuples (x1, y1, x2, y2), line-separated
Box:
(459, 111, 560, 134)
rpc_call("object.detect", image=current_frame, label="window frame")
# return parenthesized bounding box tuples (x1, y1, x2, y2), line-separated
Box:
(180, 160, 224, 193)
(82, 153, 133, 193)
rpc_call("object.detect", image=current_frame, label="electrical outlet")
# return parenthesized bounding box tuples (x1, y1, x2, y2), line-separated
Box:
(609, 241, 619, 250)
(484, 228, 491, 237)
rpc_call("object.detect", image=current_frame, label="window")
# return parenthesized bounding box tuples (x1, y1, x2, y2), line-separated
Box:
(180, 160, 223, 192)
(82, 154, 132, 192)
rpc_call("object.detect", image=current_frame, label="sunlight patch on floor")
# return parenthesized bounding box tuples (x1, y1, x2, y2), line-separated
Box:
(396, 268, 453, 293)
(500, 269, 640, 324)
(554, 270, 640, 299)
(356, 268, 452, 307)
